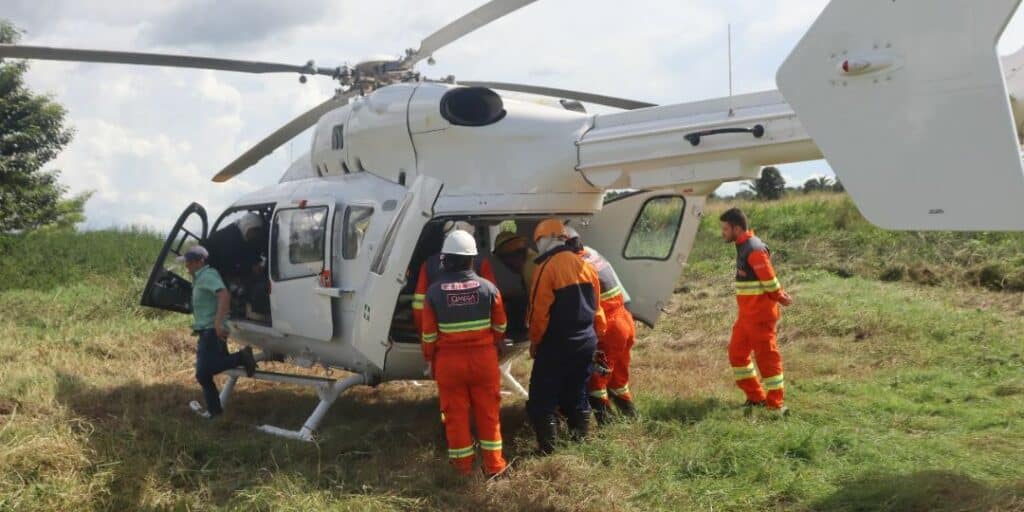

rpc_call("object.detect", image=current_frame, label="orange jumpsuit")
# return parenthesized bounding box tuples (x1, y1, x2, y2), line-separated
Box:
(421, 268, 508, 475)
(730, 231, 786, 409)
(580, 247, 637, 409)
(413, 253, 495, 329)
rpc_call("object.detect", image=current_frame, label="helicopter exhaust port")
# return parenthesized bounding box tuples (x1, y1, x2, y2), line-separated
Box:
(440, 86, 507, 126)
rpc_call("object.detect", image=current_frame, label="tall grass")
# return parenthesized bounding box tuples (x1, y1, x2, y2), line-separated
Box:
(697, 194, 1024, 291)
(0, 228, 163, 292)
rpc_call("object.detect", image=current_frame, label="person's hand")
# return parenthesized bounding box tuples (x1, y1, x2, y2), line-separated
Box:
(778, 291, 793, 307)
(216, 322, 230, 339)
(423, 362, 433, 379)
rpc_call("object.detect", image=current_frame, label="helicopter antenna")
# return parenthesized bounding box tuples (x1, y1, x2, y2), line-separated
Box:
(728, 23, 735, 117)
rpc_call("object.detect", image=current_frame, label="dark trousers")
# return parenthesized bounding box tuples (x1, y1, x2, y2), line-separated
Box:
(195, 329, 243, 415)
(526, 337, 596, 423)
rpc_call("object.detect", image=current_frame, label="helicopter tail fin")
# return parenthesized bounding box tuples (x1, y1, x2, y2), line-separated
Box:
(778, 0, 1024, 231)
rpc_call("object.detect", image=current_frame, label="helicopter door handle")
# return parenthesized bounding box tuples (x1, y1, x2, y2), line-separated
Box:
(684, 124, 765, 146)
(314, 287, 355, 298)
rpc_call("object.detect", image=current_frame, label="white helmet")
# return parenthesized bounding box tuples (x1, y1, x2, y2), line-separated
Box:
(442, 230, 478, 256)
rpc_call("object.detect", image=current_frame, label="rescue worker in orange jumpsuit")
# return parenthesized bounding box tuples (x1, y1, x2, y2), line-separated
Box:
(564, 226, 637, 423)
(527, 219, 607, 454)
(420, 230, 509, 477)
(719, 208, 793, 415)
(413, 220, 497, 330)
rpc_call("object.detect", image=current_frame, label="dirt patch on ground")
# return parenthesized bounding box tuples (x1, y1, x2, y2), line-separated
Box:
(156, 330, 194, 356)
(0, 396, 20, 416)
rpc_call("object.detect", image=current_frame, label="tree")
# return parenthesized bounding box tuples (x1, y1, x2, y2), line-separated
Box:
(0, 20, 88, 232)
(745, 166, 786, 201)
(831, 178, 845, 193)
(802, 176, 834, 194)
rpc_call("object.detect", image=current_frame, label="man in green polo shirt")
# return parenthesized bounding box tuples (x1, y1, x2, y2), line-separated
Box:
(181, 245, 256, 418)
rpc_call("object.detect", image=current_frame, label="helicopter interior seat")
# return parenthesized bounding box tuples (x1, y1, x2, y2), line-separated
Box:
(389, 221, 445, 344)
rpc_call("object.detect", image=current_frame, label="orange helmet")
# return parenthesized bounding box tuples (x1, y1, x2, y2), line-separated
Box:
(533, 219, 567, 243)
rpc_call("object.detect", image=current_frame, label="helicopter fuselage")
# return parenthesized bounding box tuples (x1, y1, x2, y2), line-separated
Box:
(193, 81, 821, 382)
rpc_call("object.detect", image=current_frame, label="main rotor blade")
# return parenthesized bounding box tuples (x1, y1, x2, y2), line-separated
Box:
(0, 44, 332, 76)
(407, 0, 539, 67)
(212, 91, 356, 183)
(459, 81, 657, 110)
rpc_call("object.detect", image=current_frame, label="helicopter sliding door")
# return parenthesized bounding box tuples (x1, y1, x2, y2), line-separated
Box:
(268, 201, 335, 341)
(140, 202, 208, 313)
(578, 191, 704, 327)
(352, 176, 443, 370)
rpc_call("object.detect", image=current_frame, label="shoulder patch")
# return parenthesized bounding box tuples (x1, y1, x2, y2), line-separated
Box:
(440, 280, 481, 292)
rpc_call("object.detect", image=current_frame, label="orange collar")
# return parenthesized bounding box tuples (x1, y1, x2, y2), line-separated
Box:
(735, 230, 755, 245)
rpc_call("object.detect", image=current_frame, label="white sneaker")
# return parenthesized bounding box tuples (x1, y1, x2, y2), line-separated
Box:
(189, 400, 212, 419)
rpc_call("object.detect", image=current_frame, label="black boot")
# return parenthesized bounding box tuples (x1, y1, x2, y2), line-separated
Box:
(566, 411, 590, 443)
(532, 415, 558, 455)
(240, 346, 257, 377)
(589, 397, 612, 426)
(611, 395, 637, 418)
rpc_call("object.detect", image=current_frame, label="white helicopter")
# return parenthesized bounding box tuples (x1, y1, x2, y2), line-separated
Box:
(6, 0, 1024, 441)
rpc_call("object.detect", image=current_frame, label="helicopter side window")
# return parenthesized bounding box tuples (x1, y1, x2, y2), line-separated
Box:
(371, 193, 412, 275)
(331, 124, 344, 150)
(623, 196, 686, 261)
(340, 205, 374, 260)
(271, 207, 328, 281)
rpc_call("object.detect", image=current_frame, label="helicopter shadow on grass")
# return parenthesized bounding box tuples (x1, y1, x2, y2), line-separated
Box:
(53, 371, 539, 510)
(809, 470, 1024, 512)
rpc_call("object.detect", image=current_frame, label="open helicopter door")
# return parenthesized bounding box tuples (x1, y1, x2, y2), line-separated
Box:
(352, 176, 443, 370)
(778, 0, 1024, 231)
(268, 200, 335, 341)
(140, 202, 208, 313)
(577, 191, 703, 327)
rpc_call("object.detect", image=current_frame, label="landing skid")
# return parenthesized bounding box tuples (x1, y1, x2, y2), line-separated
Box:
(214, 368, 368, 442)
(500, 356, 529, 399)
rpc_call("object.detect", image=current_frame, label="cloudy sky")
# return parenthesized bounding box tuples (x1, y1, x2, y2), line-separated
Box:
(7, 0, 1024, 230)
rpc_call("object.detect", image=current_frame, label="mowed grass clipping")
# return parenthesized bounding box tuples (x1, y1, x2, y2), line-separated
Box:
(1, 195, 1023, 511)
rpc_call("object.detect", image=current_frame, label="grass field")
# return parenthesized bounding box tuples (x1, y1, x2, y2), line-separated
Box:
(1, 195, 1023, 511)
